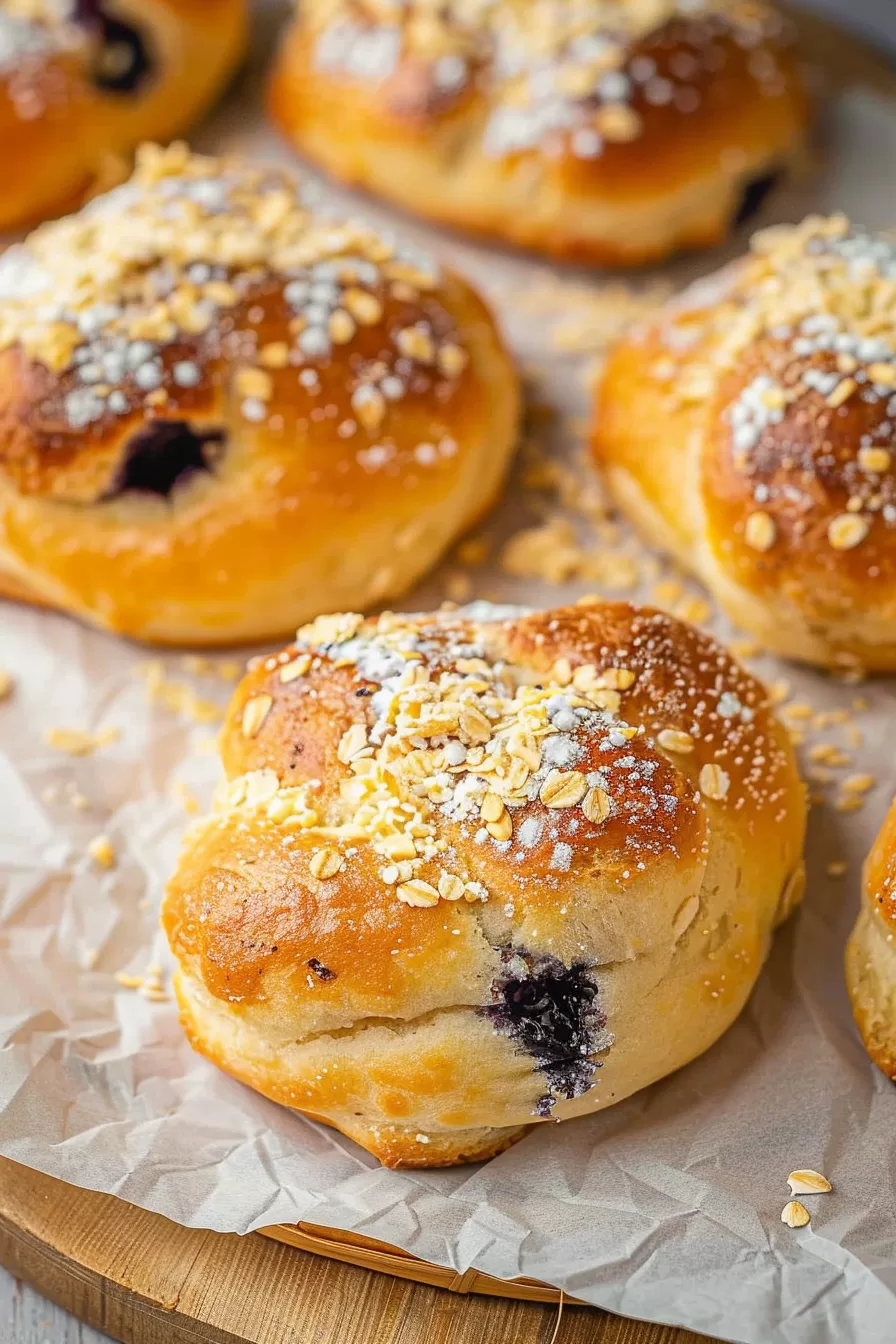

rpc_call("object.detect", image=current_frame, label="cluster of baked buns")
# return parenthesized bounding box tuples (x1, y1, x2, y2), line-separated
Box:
(0, 0, 891, 1168)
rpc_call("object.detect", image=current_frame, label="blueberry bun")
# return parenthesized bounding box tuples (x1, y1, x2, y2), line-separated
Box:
(594, 215, 896, 668)
(163, 600, 805, 1166)
(0, 144, 519, 645)
(269, 0, 808, 266)
(0, 0, 246, 230)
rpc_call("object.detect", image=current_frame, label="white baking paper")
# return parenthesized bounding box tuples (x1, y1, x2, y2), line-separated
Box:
(1, 6, 895, 1341)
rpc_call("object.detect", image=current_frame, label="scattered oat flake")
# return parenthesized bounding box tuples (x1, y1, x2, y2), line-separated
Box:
(115, 972, 144, 990)
(117, 962, 171, 1003)
(0, 669, 13, 700)
(652, 578, 684, 608)
(658, 728, 694, 754)
(397, 879, 440, 908)
(787, 1170, 832, 1196)
(172, 781, 201, 814)
(280, 654, 312, 683)
(138, 662, 225, 723)
(781, 1201, 811, 1229)
(518, 278, 671, 358)
(675, 596, 713, 625)
(309, 847, 343, 880)
(745, 511, 777, 552)
(699, 764, 730, 801)
(729, 638, 761, 660)
(827, 513, 870, 550)
(781, 702, 814, 722)
(44, 726, 119, 756)
(540, 770, 587, 809)
(87, 835, 116, 870)
(813, 709, 849, 729)
(808, 743, 850, 767)
(242, 694, 273, 738)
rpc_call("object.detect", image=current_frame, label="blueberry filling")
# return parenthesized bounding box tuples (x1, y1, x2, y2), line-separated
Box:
(734, 171, 781, 228)
(479, 949, 606, 1117)
(107, 420, 225, 499)
(74, 0, 154, 94)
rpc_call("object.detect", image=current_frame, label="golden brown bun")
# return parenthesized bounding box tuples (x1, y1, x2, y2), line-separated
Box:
(0, 0, 247, 232)
(162, 599, 806, 1167)
(269, 0, 808, 267)
(847, 799, 896, 1082)
(0, 144, 519, 646)
(593, 215, 896, 670)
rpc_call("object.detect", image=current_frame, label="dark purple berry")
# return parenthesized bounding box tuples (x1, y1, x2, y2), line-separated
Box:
(480, 949, 605, 1116)
(107, 421, 225, 499)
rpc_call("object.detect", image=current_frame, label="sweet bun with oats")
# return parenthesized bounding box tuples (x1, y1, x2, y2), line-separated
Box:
(162, 599, 806, 1167)
(0, 144, 519, 645)
(0, 0, 246, 231)
(269, 0, 809, 267)
(593, 215, 896, 669)
(847, 797, 896, 1084)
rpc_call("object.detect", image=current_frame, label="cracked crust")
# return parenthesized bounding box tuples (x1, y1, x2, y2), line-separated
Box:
(163, 600, 806, 1166)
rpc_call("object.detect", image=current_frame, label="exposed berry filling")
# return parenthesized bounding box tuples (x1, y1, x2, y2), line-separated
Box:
(734, 170, 781, 229)
(480, 949, 610, 1117)
(74, 0, 153, 93)
(108, 420, 225, 499)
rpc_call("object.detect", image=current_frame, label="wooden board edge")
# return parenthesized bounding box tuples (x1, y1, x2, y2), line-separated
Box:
(257, 1223, 588, 1305)
(0, 1204, 247, 1344)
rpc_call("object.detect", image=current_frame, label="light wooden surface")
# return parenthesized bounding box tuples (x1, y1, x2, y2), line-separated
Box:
(0, 1159, 709, 1344)
(1, 1275, 110, 1344)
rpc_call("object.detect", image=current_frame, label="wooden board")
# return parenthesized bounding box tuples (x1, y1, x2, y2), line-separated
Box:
(0, 1159, 710, 1344)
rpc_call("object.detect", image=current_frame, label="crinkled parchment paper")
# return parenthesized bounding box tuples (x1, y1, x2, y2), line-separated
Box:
(1, 6, 895, 1341)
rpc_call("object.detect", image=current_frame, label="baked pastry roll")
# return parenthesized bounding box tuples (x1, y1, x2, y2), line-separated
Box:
(594, 215, 896, 669)
(269, 0, 809, 266)
(163, 600, 806, 1167)
(0, 0, 247, 231)
(847, 799, 896, 1084)
(0, 144, 519, 645)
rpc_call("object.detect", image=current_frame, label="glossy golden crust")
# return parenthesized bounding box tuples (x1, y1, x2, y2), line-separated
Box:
(593, 216, 896, 668)
(163, 600, 806, 1167)
(0, 0, 246, 231)
(846, 798, 896, 1082)
(269, 0, 808, 266)
(0, 146, 519, 644)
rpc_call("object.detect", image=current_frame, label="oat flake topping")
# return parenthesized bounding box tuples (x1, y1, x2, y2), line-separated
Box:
(307, 0, 792, 159)
(658, 215, 896, 555)
(0, 143, 466, 440)
(0, 1, 77, 69)
(219, 603, 767, 910)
